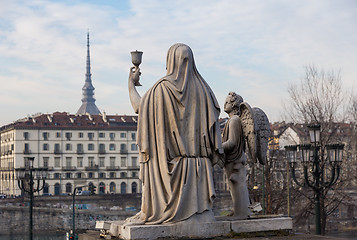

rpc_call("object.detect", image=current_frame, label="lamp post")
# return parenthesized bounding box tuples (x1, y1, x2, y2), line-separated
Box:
(285, 124, 344, 235)
(15, 157, 47, 240)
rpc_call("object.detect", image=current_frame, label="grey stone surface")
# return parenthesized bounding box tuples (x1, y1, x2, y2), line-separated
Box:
(102, 217, 292, 240)
(222, 92, 270, 219)
(230, 217, 293, 233)
(127, 43, 224, 225)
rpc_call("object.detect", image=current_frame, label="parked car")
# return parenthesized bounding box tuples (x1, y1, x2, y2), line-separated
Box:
(0, 194, 7, 199)
(42, 193, 52, 196)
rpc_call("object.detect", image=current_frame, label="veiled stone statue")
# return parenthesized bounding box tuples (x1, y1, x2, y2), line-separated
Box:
(127, 43, 224, 225)
(222, 92, 270, 219)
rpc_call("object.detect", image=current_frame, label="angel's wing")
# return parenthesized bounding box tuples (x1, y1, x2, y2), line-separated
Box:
(239, 103, 270, 165)
(239, 102, 257, 162)
(252, 107, 270, 165)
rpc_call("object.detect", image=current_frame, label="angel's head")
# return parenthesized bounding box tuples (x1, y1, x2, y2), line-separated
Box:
(224, 92, 243, 115)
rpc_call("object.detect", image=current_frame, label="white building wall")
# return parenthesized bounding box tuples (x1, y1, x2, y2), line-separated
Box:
(1, 127, 140, 196)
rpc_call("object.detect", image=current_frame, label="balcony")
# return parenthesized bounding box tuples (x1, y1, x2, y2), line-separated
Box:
(106, 166, 120, 170)
(23, 149, 31, 154)
(127, 166, 140, 170)
(62, 166, 76, 171)
(77, 149, 84, 154)
(85, 165, 99, 171)
(54, 149, 62, 155)
(119, 149, 128, 154)
(99, 149, 106, 154)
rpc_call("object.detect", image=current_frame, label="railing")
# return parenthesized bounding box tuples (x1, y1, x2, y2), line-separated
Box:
(106, 166, 120, 170)
(77, 149, 84, 154)
(99, 150, 106, 154)
(127, 166, 140, 170)
(85, 166, 99, 171)
(23, 150, 31, 154)
(62, 166, 77, 171)
(54, 149, 61, 155)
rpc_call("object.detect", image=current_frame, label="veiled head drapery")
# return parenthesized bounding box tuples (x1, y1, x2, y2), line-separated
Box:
(136, 43, 223, 224)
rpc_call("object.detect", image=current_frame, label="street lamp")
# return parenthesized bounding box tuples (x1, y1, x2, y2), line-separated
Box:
(15, 157, 47, 240)
(284, 123, 344, 235)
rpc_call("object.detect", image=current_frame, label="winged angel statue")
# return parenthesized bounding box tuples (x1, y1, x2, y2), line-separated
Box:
(222, 92, 270, 219)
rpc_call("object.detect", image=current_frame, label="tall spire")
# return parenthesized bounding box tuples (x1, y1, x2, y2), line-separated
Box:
(77, 32, 101, 115)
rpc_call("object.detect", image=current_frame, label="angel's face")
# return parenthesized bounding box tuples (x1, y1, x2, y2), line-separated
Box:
(224, 96, 234, 114)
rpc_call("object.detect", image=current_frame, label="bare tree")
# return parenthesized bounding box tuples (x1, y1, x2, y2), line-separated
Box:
(283, 65, 353, 235)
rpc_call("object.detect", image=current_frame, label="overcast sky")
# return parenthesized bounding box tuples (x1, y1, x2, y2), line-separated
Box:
(0, 0, 356, 126)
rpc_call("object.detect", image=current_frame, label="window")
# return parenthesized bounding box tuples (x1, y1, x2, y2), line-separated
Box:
(43, 143, 49, 151)
(66, 183, 72, 193)
(99, 157, 105, 167)
(66, 143, 72, 151)
(88, 157, 95, 167)
(120, 144, 127, 152)
(56, 132, 61, 138)
(77, 172, 82, 179)
(43, 157, 49, 167)
(78, 132, 83, 138)
(54, 157, 60, 168)
(77, 144, 83, 153)
(88, 132, 94, 140)
(88, 143, 94, 151)
(88, 172, 94, 178)
(131, 144, 137, 151)
(120, 133, 126, 138)
(120, 172, 127, 178)
(77, 157, 83, 167)
(99, 144, 105, 153)
(66, 173, 72, 179)
(132, 157, 138, 167)
(66, 157, 72, 167)
(65, 132, 72, 140)
(99, 172, 106, 178)
(109, 172, 116, 178)
(23, 132, 29, 140)
(121, 157, 127, 167)
(109, 144, 116, 151)
(132, 172, 138, 178)
(131, 182, 137, 193)
(131, 132, 136, 140)
(54, 173, 60, 179)
(120, 182, 126, 194)
(24, 143, 30, 153)
(43, 132, 49, 140)
(110, 182, 116, 193)
(109, 157, 115, 168)
(109, 133, 115, 140)
(54, 144, 60, 153)
(99, 132, 105, 138)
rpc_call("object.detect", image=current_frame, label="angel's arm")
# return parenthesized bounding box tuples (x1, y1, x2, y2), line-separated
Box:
(222, 117, 241, 153)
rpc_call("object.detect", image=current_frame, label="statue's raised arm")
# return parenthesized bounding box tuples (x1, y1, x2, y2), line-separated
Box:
(128, 66, 142, 114)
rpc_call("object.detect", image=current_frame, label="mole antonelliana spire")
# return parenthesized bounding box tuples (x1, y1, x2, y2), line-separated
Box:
(77, 32, 101, 115)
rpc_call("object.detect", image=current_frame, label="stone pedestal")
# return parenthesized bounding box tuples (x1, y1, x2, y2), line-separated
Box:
(96, 216, 292, 240)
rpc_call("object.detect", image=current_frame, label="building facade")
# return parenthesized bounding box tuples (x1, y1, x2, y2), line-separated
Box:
(0, 112, 140, 196)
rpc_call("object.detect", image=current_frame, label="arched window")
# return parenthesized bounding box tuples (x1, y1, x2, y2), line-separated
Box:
(110, 182, 116, 193)
(43, 183, 49, 194)
(54, 183, 61, 195)
(65, 183, 72, 194)
(131, 182, 137, 193)
(99, 182, 105, 194)
(120, 182, 126, 194)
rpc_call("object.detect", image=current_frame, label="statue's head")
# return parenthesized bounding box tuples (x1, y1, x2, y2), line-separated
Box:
(224, 92, 243, 115)
(165, 43, 195, 75)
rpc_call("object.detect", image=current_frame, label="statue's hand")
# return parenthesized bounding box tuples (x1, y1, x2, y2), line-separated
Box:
(129, 66, 142, 86)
